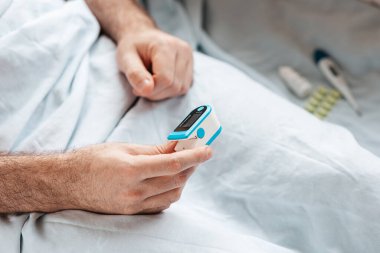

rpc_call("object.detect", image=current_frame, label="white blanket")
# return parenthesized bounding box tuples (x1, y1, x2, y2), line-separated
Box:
(1, 1, 380, 253)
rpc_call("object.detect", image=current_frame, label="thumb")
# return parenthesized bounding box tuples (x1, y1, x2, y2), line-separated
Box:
(119, 49, 154, 94)
(153, 141, 178, 154)
(124, 141, 178, 156)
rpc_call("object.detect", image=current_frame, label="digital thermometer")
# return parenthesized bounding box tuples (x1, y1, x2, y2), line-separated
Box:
(167, 105, 222, 151)
(313, 49, 362, 116)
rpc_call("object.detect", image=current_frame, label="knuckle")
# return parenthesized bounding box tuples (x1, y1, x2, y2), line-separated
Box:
(169, 157, 182, 172)
(123, 144, 140, 156)
(179, 41, 192, 52)
(165, 37, 177, 46)
(166, 83, 181, 95)
(173, 174, 186, 188)
(125, 160, 139, 176)
(149, 38, 166, 52)
(180, 85, 190, 95)
(127, 189, 145, 202)
(154, 37, 166, 47)
(196, 151, 207, 163)
(172, 83, 182, 94)
(157, 73, 174, 87)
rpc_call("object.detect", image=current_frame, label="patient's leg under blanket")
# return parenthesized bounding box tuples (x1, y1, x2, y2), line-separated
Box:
(19, 53, 380, 253)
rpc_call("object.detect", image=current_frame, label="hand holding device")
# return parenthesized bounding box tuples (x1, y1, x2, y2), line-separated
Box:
(68, 142, 212, 214)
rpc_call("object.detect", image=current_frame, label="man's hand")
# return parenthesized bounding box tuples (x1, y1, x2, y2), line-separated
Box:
(85, 0, 194, 101)
(69, 142, 211, 214)
(117, 29, 193, 101)
(0, 142, 212, 214)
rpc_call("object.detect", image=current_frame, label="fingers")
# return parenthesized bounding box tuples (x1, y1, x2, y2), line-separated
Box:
(117, 31, 193, 100)
(135, 146, 212, 179)
(118, 48, 154, 95)
(151, 54, 192, 100)
(183, 56, 194, 92)
(173, 43, 193, 95)
(149, 48, 177, 99)
(142, 167, 196, 198)
(124, 167, 195, 214)
(147, 41, 193, 101)
(141, 187, 184, 211)
(125, 141, 177, 156)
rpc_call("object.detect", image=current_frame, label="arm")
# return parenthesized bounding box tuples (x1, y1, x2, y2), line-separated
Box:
(0, 153, 76, 213)
(85, 0, 194, 101)
(0, 143, 212, 214)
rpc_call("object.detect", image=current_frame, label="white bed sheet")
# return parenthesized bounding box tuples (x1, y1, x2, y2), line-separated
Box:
(1, 1, 380, 253)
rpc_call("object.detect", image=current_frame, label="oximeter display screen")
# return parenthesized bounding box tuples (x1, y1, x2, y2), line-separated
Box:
(174, 106, 206, 132)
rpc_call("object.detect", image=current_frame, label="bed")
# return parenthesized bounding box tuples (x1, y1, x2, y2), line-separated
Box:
(1, 0, 380, 252)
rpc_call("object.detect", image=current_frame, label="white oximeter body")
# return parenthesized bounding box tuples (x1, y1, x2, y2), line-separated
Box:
(167, 105, 222, 151)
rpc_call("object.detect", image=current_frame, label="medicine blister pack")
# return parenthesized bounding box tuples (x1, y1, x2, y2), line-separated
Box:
(304, 86, 341, 119)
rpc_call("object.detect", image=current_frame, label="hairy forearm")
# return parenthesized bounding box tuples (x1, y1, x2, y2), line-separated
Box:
(85, 0, 156, 42)
(0, 152, 79, 213)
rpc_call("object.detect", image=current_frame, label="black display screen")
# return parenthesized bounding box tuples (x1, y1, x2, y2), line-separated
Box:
(174, 106, 207, 132)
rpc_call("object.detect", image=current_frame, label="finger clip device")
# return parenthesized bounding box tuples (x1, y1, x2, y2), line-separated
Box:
(167, 105, 222, 151)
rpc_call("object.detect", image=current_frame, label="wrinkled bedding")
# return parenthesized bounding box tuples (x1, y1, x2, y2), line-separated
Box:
(1, 0, 380, 253)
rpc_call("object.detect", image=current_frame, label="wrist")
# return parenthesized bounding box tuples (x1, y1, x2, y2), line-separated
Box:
(35, 153, 81, 212)
(58, 151, 89, 211)
(114, 16, 156, 43)
(85, 0, 156, 44)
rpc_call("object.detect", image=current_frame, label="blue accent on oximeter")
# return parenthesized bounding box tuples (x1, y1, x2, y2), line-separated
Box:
(197, 128, 205, 139)
(167, 105, 211, 140)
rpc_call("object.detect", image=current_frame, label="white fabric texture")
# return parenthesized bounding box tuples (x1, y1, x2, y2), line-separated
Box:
(0, 0, 136, 152)
(0, 0, 380, 253)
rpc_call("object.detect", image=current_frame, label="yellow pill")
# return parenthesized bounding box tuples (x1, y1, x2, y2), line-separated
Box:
(320, 101, 333, 111)
(312, 92, 324, 101)
(307, 98, 319, 106)
(326, 96, 337, 104)
(317, 86, 328, 95)
(316, 107, 329, 116)
(330, 90, 341, 99)
(305, 104, 316, 113)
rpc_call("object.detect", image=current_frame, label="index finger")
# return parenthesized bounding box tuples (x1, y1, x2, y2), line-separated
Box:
(118, 48, 154, 95)
(134, 146, 212, 179)
(151, 48, 176, 95)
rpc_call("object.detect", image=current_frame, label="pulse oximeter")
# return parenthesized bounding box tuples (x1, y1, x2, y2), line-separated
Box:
(167, 105, 222, 151)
